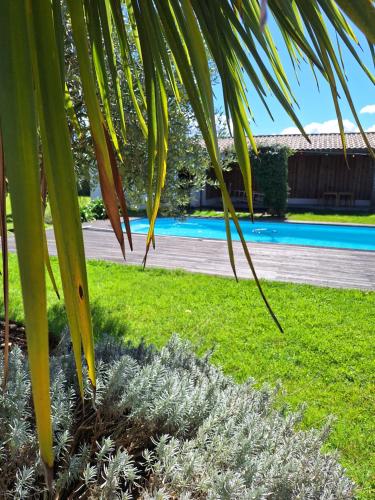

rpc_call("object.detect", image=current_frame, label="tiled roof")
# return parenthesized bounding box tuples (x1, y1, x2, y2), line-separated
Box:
(217, 132, 375, 154)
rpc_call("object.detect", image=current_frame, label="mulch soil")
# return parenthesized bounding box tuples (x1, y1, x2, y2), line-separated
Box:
(0, 320, 58, 352)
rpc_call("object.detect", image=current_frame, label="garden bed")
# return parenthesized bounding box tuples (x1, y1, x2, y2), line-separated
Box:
(0, 320, 58, 353)
(0, 336, 355, 498)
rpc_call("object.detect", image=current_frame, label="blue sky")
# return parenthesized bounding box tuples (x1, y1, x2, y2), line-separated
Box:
(213, 18, 375, 136)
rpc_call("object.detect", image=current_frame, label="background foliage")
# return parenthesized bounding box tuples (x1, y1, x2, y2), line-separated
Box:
(222, 145, 292, 215)
(120, 96, 209, 216)
(65, 19, 209, 216)
(251, 146, 291, 215)
(79, 198, 107, 223)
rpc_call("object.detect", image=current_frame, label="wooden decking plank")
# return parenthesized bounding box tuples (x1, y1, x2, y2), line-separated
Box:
(7, 223, 375, 290)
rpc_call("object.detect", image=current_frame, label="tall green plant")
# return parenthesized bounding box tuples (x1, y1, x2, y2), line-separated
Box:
(222, 145, 291, 215)
(0, 0, 374, 481)
(252, 146, 291, 216)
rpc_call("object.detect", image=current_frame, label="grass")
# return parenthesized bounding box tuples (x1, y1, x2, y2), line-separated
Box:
(5, 195, 91, 230)
(3, 254, 375, 497)
(287, 211, 375, 225)
(192, 209, 375, 225)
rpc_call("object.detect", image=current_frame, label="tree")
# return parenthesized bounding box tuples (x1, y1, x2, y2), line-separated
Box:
(121, 94, 209, 215)
(0, 0, 374, 480)
(65, 21, 210, 212)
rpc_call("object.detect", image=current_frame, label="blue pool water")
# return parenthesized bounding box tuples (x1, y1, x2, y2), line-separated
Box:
(128, 217, 375, 251)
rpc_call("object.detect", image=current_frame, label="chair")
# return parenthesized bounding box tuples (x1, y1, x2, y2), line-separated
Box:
(338, 192, 354, 207)
(322, 192, 338, 207)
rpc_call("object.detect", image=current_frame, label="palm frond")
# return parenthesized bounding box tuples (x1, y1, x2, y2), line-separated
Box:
(0, 0, 374, 478)
(0, 131, 9, 388)
(0, 1, 53, 474)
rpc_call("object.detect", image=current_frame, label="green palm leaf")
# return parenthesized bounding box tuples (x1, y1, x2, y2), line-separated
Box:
(30, 0, 96, 396)
(0, 0, 374, 480)
(0, 1, 53, 475)
(0, 131, 9, 388)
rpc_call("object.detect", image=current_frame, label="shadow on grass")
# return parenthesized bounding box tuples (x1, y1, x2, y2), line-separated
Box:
(47, 299, 130, 344)
(90, 300, 130, 342)
(47, 302, 67, 338)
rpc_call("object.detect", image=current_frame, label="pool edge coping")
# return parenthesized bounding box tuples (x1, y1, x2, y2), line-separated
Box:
(82, 221, 375, 254)
(95, 214, 375, 229)
(188, 215, 375, 229)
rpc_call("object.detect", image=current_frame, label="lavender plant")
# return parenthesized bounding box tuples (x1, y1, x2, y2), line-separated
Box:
(0, 336, 355, 498)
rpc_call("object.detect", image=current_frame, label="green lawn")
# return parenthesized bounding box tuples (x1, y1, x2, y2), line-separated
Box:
(192, 209, 375, 225)
(287, 212, 375, 225)
(5, 195, 91, 230)
(3, 254, 375, 498)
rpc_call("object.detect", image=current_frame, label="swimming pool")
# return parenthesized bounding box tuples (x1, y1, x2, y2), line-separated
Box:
(128, 217, 375, 251)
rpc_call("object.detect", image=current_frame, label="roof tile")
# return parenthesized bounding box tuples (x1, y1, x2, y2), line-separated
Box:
(217, 132, 375, 153)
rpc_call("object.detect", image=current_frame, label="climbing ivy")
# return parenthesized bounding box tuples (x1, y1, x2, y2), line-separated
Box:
(222, 145, 292, 215)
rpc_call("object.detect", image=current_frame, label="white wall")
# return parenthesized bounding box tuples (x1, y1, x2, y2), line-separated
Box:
(90, 182, 102, 200)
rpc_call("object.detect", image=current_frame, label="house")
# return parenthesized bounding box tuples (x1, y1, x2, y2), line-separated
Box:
(192, 132, 375, 210)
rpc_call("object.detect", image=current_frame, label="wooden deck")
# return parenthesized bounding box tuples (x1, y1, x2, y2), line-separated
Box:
(8, 220, 375, 290)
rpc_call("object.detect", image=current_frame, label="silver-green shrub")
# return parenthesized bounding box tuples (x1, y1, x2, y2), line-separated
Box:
(0, 335, 355, 498)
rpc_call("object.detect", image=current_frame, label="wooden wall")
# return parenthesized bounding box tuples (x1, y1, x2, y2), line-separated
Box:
(205, 153, 375, 203)
(288, 153, 374, 199)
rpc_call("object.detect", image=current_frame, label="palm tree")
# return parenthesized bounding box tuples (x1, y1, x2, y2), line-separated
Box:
(0, 0, 374, 478)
